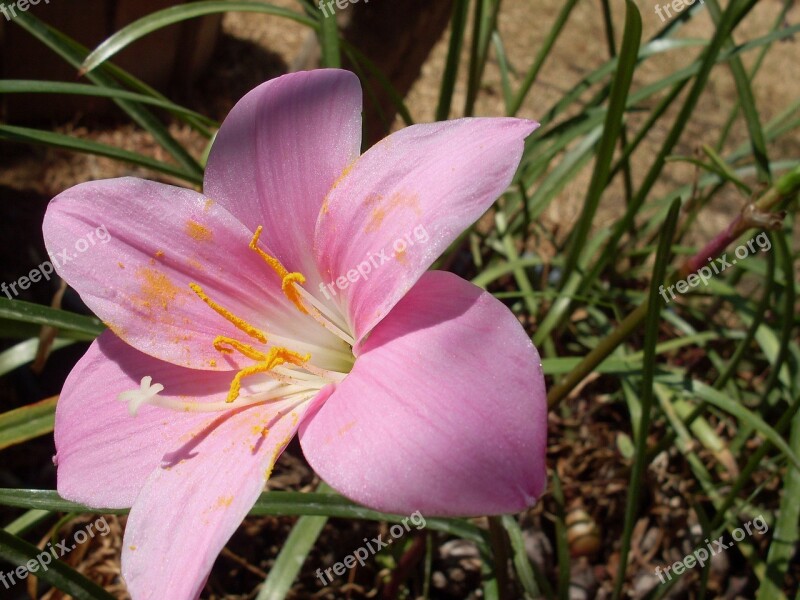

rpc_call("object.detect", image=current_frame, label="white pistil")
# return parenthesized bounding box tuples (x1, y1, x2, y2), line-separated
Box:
(118, 376, 165, 416)
(118, 376, 329, 415)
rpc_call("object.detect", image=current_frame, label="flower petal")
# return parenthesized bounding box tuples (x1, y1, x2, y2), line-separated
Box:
(204, 68, 363, 283)
(55, 331, 234, 508)
(121, 396, 318, 600)
(314, 118, 538, 341)
(299, 271, 547, 516)
(43, 177, 344, 370)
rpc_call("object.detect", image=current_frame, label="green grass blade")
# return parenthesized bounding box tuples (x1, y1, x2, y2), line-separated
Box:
(0, 80, 217, 127)
(560, 0, 641, 285)
(256, 514, 327, 599)
(705, 0, 771, 183)
(716, 0, 793, 150)
(256, 483, 332, 600)
(756, 405, 800, 599)
(714, 234, 775, 389)
(611, 199, 681, 599)
(0, 124, 202, 184)
(580, 0, 759, 296)
(436, 0, 470, 121)
(501, 515, 552, 599)
(318, 7, 341, 68)
(80, 2, 316, 74)
(0, 528, 116, 599)
(491, 32, 514, 115)
(0, 338, 75, 377)
(0, 397, 57, 451)
(759, 234, 796, 399)
(658, 377, 800, 470)
(0, 298, 103, 337)
(4, 509, 52, 536)
(0, 490, 488, 546)
(13, 11, 205, 176)
(464, 0, 501, 116)
(508, 0, 580, 116)
(551, 472, 570, 600)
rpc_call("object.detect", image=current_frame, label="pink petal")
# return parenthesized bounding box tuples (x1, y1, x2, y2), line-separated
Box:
(43, 177, 341, 370)
(314, 118, 538, 342)
(121, 395, 319, 599)
(299, 271, 548, 516)
(204, 69, 363, 283)
(55, 331, 233, 508)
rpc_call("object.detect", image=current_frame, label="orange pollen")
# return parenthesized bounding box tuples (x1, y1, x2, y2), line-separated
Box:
(225, 346, 310, 404)
(188, 282, 312, 404)
(189, 283, 267, 343)
(249, 226, 309, 314)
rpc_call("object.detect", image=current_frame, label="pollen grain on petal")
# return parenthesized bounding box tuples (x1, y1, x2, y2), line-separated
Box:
(364, 191, 422, 233)
(338, 420, 356, 437)
(186, 219, 213, 242)
(215, 495, 234, 509)
(131, 267, 185, 316)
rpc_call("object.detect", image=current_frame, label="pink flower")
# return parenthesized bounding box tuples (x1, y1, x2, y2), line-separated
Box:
(44, 69, 547, 599)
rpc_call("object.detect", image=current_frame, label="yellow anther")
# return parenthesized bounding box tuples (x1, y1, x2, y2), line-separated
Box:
(226, 347, 311, 403)
(213, 336, 268, 362)
(249, 226, 309, 315)
(189, 283, 267, 343)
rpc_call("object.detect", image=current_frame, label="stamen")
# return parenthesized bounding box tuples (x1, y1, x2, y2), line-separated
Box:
(273, 365, 346, 385)
(213, 336, 268, 361)
(249, 226, 308, 314)
(225, 346, 310, 404)
(293, 284, 350, 332)
(292, 285, 355, 346)
(294, 362, 348, 383)
(189, 283, 267, 343)
(118, 376, 165, 416)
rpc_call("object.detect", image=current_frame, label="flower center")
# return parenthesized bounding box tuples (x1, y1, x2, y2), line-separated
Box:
(118, 224, 354, 416)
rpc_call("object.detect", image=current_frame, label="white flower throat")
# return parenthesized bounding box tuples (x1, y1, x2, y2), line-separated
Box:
(118, 223, 355, 416)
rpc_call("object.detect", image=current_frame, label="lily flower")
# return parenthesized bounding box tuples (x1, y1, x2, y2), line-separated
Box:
(43, 69, 547, 599)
